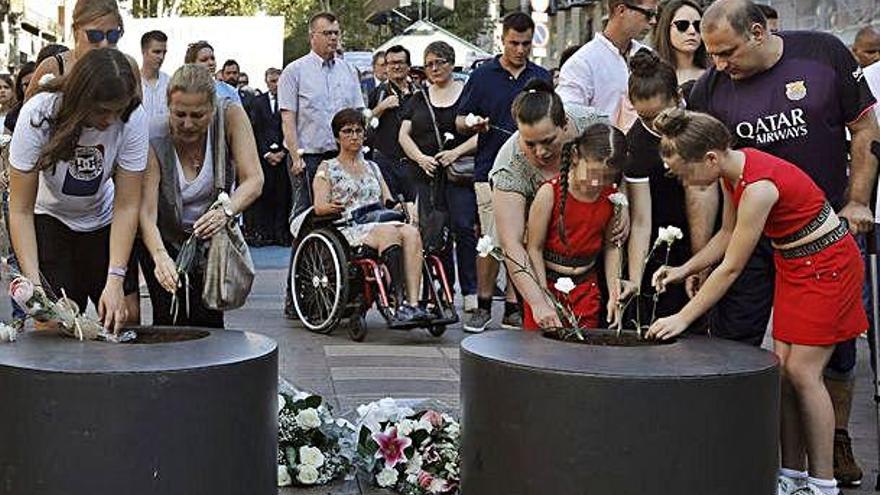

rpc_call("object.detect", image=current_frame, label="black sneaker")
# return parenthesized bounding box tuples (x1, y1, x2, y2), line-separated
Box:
(395, 304, 430, 324)
(834, 429, 862, 487)
(463, 308, 491, 333)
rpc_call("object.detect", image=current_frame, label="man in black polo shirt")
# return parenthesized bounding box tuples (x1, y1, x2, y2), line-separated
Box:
(456, 12, 552, 333)
(368, 45, 415, 199)
(689, 0, 880, 489)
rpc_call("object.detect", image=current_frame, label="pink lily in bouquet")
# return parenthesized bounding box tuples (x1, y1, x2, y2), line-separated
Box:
(373, 427, 412, 469)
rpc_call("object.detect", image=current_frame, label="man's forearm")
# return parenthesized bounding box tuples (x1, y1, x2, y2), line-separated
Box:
(848, 125, 880, 206)
(686, 183, 719, 253)
(281, 110, 299, 153)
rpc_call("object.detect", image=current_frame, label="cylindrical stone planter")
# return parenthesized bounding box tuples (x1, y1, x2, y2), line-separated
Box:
(0, 327, 278, 495)
(461, 331, 779, 495)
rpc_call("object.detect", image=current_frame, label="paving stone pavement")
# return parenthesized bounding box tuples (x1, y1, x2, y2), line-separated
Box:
(6, 245, 880, 493)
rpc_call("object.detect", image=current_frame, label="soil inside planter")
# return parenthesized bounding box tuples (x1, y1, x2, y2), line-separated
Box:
(122, 329, 210, 344)
(542, 328, 676, 347)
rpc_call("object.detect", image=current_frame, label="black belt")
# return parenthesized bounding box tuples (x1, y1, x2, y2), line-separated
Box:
(778, 222, 849, 259)
(543, 250, 597, 270)
(774, 202, 832, 245)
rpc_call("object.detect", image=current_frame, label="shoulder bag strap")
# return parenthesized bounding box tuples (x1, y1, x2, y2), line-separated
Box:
(419, 86, 444, 151)
(212, 98, 231, 196)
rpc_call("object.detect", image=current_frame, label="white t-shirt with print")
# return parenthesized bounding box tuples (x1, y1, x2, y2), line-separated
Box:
(9, 92, 148, 232)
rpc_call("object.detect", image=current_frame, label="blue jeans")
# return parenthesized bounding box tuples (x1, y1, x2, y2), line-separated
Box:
(442, 182, 477, 296)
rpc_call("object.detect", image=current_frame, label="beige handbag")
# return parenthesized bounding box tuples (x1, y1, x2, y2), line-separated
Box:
(201, 104, 255, 311)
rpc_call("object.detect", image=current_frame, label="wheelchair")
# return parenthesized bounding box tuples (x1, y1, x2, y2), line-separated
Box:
(289, 208, 459, 341)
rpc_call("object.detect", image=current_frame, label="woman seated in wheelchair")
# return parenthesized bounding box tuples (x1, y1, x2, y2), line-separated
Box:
(312, 108, 429, 324)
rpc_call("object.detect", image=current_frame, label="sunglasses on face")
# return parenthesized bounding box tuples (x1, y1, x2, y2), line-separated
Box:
(340, 127, 365, 137)
(672, 19, 700, 33)
(85, 28, 123, 44)
(425, 59, 449, 70)
(624, 2, 658, 20)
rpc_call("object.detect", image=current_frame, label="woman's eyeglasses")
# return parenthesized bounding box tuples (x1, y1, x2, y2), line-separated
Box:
(85, 28, 123, 45)
(672, 20, 701, 33)
(424, 59, 449, 70)
(340, 127, 365, 137)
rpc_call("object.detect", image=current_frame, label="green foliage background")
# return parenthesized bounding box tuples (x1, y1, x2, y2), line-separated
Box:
(132, 0, 491, 64)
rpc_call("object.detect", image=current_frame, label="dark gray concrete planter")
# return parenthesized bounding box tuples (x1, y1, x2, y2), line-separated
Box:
(0, 327, 277, 495)
(460, 331, 779, 495)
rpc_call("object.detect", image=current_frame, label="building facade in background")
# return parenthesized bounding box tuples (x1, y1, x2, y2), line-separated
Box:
(0, 0, 74, 73)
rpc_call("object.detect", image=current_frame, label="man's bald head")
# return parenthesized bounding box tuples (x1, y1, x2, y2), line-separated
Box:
(852, 25, 880, 67)
(703, 0, 767, 38)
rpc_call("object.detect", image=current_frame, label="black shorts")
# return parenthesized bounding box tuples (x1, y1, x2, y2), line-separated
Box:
(35, 214, 139, 312)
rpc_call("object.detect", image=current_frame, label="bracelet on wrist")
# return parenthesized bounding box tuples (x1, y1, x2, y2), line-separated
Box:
(108, 266, 127, 279)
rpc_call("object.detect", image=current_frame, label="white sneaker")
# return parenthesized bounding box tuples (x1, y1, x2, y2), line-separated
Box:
(779, 476, 807, 495)
(463, 294, 478, 313)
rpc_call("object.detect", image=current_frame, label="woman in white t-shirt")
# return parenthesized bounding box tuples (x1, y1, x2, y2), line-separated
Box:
(8, 48, 146, 332)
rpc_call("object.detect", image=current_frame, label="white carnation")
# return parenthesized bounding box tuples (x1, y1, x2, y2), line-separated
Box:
(476, 235, 495, 258)
(277, 465, 292, 487)
(296, 464, 319, 484)
(298, 446, 325, 468)
(554, 277, 575, 295)
(464, 113, 483, 128)
(655, 225, 684, 247)
(376, 467, 399, 487)
(295, 408, 322, 429)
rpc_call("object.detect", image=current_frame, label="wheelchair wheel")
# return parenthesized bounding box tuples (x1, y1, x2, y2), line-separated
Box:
(428, 324, 446, 337)
(291, 229, 350, 333)
(348, 315, 368, 342)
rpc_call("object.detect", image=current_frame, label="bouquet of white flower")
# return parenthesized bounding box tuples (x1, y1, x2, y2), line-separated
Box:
(355, 398, 460, 495)
(277, 387, 355, 487)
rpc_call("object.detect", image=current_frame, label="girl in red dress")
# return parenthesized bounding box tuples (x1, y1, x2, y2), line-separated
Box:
(525, 123, 636, 330)
(648, 109, 865, 495)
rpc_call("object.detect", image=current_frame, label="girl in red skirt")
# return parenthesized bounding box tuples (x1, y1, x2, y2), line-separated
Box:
(525, 123, 636, 330)
(648, 108, 866, 495)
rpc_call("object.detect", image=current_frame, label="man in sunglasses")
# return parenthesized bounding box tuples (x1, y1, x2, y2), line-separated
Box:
(557, 0, 658, 132)
(689, 0, 880, 490)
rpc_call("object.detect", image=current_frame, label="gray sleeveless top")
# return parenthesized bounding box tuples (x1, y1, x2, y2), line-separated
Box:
(149, 99, 234, 251)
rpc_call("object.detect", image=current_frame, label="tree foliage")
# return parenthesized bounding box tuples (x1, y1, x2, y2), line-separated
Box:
(176, 0, 261, 16)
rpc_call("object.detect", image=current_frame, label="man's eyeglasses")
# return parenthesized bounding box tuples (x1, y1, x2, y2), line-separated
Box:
(624, 2, 658, 20)
(340, 127, 365, 137)
(672, 19, 700, 33)
(424, 59, 449, 70)
(316, 29, 340, 37)
(85, 28, 123, 45)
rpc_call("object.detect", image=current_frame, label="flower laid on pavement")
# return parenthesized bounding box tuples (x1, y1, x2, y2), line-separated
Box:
(373, 427, 412, 468)
(277, 465, 292, 486)
(277, 387, 354, 487)
(554, 277, 576, 295)
(356, 400, 460, 495)
(0, 323, 16, 343)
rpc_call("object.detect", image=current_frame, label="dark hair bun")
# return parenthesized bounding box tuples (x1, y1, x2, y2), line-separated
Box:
(653, 107, 689, 137)
(522, 78, 554, 95)
(629, 49, 662, 77)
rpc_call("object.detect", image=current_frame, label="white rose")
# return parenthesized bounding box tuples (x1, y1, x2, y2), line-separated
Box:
(464, 113, 482, 128)
(608, 192, 629, 208)
(376, 467, 399, 487)
(429, 478, 448, 493)
(476, 235, 495, 258)
(295, 408, 322, 429)
(554, 277, 576, 295)
(405, 453, 423, 475)
(397, 419, 417, 436)
(277, 465, 292, 487)
(297, 464, 319, 484)
(298, 446, 325, 468)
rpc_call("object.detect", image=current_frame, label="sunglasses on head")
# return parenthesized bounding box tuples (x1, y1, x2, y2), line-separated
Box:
(672, 19, 700, 33)
(85, 28, 123, 45)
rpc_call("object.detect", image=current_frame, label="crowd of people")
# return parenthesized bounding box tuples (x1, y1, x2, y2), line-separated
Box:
(1, 0, 880, 493)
